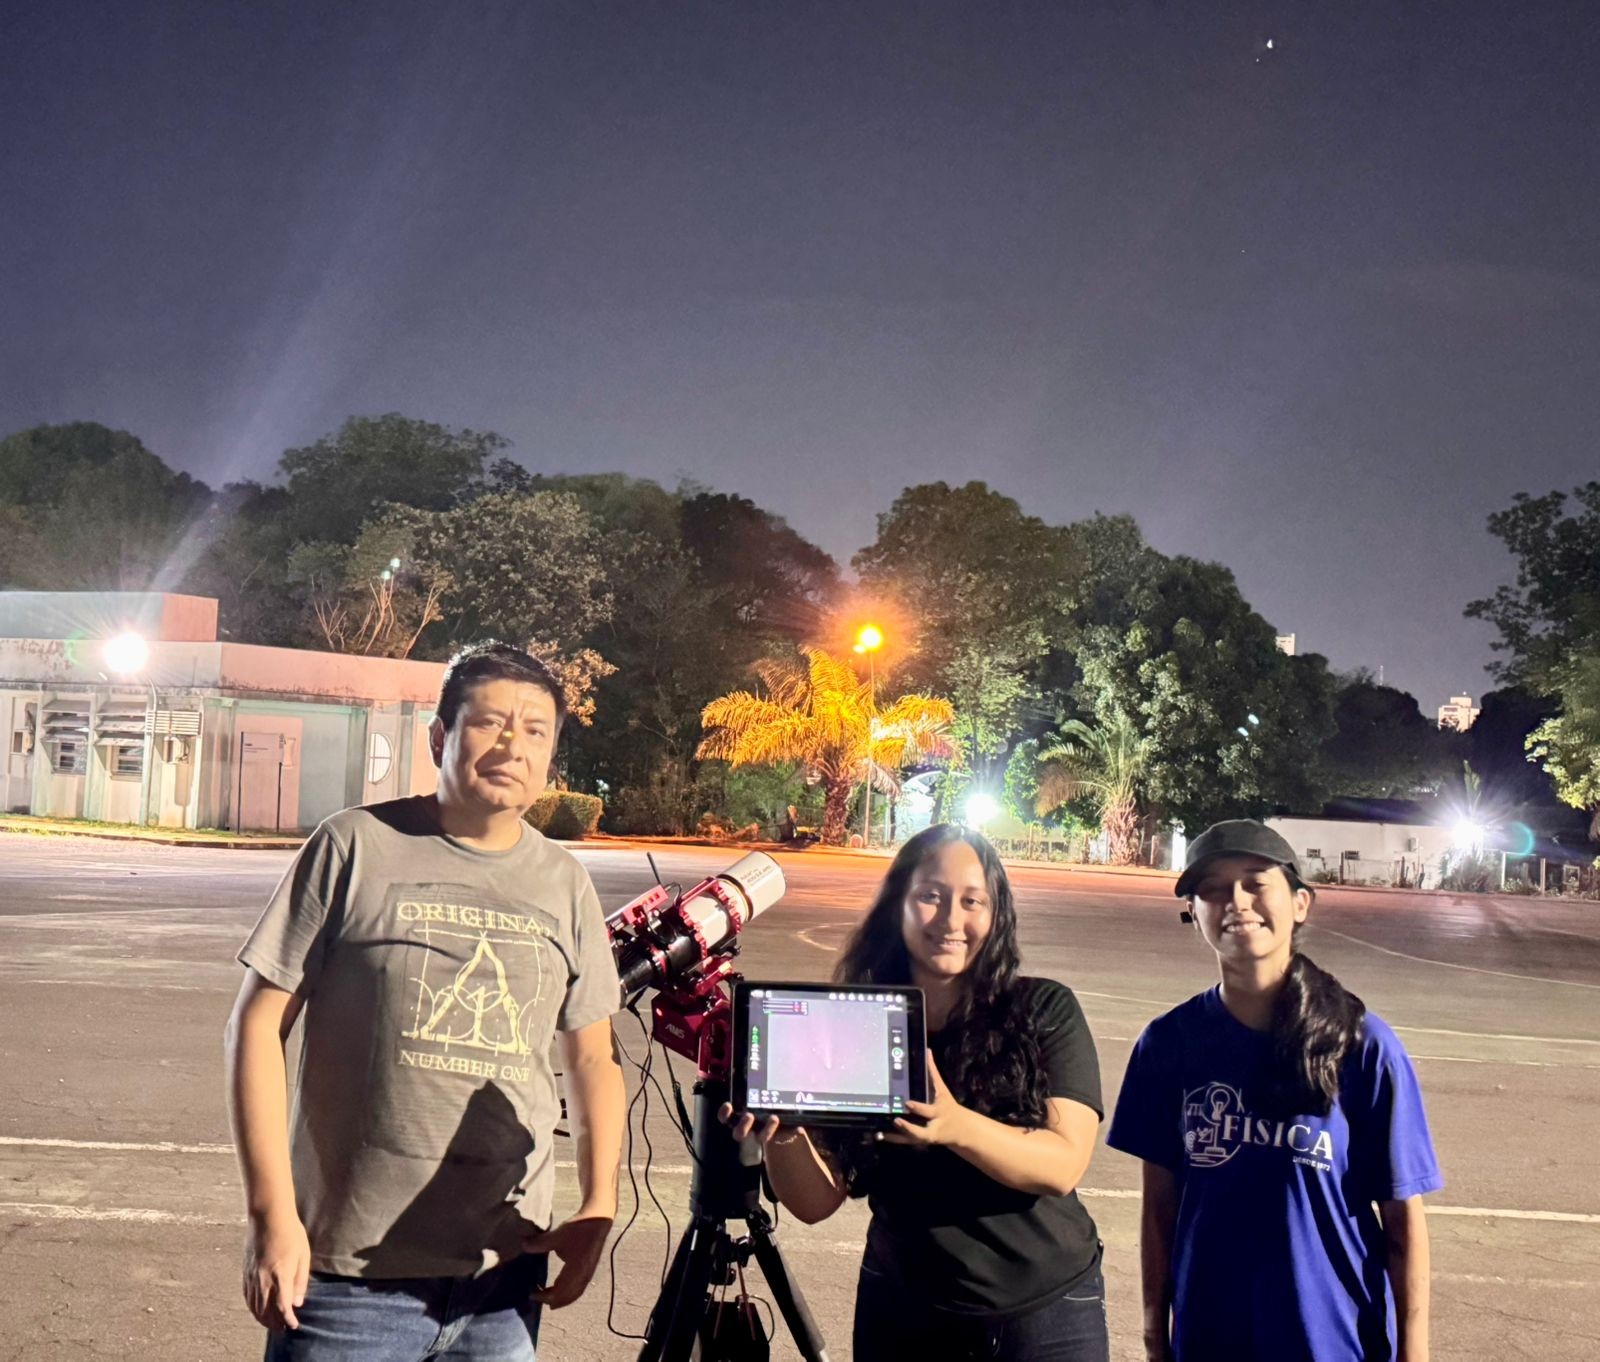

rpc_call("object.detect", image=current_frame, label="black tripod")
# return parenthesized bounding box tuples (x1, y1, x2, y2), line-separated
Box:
(638, 1078, 831, 1362)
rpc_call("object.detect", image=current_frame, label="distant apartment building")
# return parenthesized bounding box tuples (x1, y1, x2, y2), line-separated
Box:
(1437, 694, 1481, 731)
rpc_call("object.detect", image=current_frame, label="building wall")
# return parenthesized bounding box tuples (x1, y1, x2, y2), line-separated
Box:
(1267, 816, 1456, 886)
(0, 592, 218, 643)
(2, 691, 35, 812)
(1, 627, 446, 832)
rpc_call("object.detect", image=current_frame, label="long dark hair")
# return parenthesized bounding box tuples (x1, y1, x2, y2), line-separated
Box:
(834, 823, 1050, 1127)
(1265, 869, 1367, 1117)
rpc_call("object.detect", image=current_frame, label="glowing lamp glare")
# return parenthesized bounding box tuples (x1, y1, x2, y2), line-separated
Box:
(103, 631, 150, 676)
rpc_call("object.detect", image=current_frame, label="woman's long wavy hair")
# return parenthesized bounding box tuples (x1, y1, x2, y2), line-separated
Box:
(833, 823, 1050, 1127)
(1264, 868, 1367, 1117)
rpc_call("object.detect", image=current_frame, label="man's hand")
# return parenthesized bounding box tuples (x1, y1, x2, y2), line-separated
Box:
(243, 1211, 311, 1331)
(524, 1214, 613, 1309)
(882, 1051, 973, 1148)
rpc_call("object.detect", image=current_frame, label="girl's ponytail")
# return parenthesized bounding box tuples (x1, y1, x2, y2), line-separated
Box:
(1267, 875, 1366, 1116)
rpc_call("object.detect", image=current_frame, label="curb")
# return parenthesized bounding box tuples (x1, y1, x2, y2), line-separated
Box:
(0, 818, 301, 851)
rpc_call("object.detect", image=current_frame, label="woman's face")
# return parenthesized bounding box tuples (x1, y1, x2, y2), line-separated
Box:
(1190, 855, 1309, 970)
(900, 839, 995, 981)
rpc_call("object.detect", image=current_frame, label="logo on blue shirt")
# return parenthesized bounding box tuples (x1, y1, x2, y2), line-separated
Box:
(1182, 1082, 1336, 1172)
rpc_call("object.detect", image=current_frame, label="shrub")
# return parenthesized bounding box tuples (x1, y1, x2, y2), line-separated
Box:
(525, 793, 604, 840)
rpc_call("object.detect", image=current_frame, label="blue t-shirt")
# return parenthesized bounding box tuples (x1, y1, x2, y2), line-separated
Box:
(1107, 987, 1442, 1362)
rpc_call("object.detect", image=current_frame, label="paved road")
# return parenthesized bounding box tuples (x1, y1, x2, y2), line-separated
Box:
(2, 833, 1597, 1359)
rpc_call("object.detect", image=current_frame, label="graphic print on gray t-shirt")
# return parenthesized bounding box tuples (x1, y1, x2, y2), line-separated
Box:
(238, 798, 620, 1279)
(376, 882, 568, 1158)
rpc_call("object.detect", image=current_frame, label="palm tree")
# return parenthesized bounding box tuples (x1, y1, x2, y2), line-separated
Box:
(1035, 713, 1149, 865)
(699, 648, 954, 845)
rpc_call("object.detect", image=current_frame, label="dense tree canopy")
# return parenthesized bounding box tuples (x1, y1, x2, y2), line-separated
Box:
(1076, 555, 1338, 830)
(10, 414, 1581, 847)
(1468, 484, 1600, 831)
(1466, 482, 1600, 690)
(0, 422, 211, 590)
(1317, 677, 1457, 800)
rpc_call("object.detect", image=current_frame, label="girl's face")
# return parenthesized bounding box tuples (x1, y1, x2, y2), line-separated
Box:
(1190, 855, 1310, 971)
(900, 839, 995, 981)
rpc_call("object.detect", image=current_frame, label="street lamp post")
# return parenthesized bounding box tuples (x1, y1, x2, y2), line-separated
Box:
(853, 625, 884, 848)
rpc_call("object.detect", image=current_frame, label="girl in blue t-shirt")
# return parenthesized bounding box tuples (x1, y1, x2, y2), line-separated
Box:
(1108, 819, 1441, 1362)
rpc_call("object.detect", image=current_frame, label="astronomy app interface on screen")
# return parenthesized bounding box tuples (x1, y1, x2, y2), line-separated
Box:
(745, 988, 913, 1117)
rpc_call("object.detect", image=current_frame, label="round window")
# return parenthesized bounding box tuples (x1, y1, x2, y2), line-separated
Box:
(367, 731, 394, 785)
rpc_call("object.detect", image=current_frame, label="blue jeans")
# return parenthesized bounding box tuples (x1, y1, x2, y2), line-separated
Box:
(853, 1258, 1109, 1362)
(264, 1255, 546, 1362)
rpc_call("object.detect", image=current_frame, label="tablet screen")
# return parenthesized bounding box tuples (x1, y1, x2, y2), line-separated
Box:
(735, 983, 925, 1124)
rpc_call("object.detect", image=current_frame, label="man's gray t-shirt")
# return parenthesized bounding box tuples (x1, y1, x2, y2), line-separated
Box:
(238, 796, 620, 1278)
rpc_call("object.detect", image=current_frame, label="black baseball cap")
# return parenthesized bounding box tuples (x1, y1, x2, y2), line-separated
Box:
(1175, 819, 1300, 899)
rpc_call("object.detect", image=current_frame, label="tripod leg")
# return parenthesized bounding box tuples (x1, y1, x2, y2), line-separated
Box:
(746, 1212, 831, 1362)
(640, 1215, 722, 1362)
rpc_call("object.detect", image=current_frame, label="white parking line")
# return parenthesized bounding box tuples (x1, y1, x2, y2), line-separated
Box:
(0, 1202, 230, 1225)
(1317, 927, 1600, 991)
(6, 1139, 1596, 1226)
(1392, 1022, 1600, 1047)
(0, 1135, 234, 1154)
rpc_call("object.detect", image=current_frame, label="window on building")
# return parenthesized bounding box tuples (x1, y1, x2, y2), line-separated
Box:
(53, 741, 85, 775)
(112, 745, 144, 778)
(367, 732, 393, 785)
(1305, 847, 1322, 859)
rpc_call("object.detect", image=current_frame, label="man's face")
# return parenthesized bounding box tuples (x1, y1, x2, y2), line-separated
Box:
(430, 678, 559, 817)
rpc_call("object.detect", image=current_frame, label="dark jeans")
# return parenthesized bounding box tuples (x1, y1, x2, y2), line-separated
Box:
(264, 1254, 546, 1362)
(852, 1258, 1109, 1362)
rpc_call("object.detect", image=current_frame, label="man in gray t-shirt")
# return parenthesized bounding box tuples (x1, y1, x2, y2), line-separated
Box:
(225, 643, 625, 1362)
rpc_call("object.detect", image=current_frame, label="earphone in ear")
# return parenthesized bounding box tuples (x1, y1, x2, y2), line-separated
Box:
(1178, 908, 1194, 924)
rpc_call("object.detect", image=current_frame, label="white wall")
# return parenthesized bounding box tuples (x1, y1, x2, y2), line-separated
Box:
(1, 692, 35, 813)
(1267, 816, 1456, 887)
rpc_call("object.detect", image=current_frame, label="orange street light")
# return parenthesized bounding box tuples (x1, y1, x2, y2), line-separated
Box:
(852, 625, 885, 845)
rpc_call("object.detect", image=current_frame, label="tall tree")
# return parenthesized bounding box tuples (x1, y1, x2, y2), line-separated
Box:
(284, 523, 450, 659)
(681, 490, 842, 639)
(380, 491, 612, 652)
(1528, 655, 1600, 836)
(275, 414, 513, 546)
(698, 647, 953, 844)
(1076, 556, 1338, 830)
(1034, 713, 1150, 864)
(1466, 485, 1600, 833)
(1466, 482, 1600, 689)
(0, 422, 211, 590)
(854, 481, 1074, 770)
(541, 477, 843, 824)
(1465, 687, 1560, 806)
(1318, 677, 1457, 799)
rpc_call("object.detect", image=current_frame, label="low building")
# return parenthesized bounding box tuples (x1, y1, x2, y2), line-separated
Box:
(1437, 694, 1481, 731)
(0, 591, 444, 832)
(1266, 812, 1456, 889)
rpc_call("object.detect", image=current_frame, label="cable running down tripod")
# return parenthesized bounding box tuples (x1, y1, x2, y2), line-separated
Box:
(608, 854, 832, 1362)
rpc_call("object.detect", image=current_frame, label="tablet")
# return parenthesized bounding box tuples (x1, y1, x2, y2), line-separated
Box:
(731, 981, 928, 1129)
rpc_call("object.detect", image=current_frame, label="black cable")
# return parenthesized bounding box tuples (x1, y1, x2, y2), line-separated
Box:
(604, 1025, 652, 1342)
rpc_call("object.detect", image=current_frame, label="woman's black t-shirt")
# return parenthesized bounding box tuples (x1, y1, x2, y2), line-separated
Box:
(846, 976, 1103, 1318)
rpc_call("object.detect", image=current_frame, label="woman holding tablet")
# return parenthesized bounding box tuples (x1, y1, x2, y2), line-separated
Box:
(1108, 820, 1441, 1362)
(723, 822, 1108, 1361)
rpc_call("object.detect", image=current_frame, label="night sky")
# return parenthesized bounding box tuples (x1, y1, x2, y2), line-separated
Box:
(4, 2, 1596, 711)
